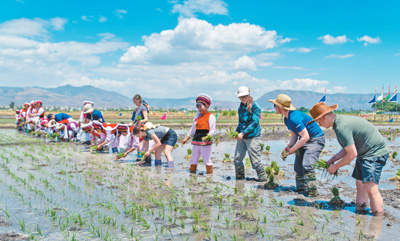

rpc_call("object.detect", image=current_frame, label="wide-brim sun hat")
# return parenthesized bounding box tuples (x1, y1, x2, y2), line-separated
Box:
(83, 101, 94, 107)
(235, 86, 250, 97)
(269, 94, 296, 111)
(306, 102, 338, 125)
(83, 103, 94, 114)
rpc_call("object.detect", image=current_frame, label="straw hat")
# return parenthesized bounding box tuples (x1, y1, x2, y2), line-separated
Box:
(83, 103, 94, 114)
(141, 122, 159, 131)
(269, 94, 296, 111)
(235, 86, 250, 97)
(307, 102, 338, 125)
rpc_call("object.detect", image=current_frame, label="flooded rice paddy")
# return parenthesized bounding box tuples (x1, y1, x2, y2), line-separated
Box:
(0, 127, 400, 240)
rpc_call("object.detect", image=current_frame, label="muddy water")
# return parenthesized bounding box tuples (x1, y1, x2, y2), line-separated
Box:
(0, 128, 399, 240)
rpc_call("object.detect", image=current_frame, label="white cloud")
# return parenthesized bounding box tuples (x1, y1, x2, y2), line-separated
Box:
(97, 33, 116, 40)
(287, 47, 312, 53)
(114, 9, 127, 19)
(234, 55, 256, 70)
(332, 86, 347, 93)
(357, 35, 381, 46)
(50, 17, 68, 31)
(273, 66, 305, 70)
(0, 18, 49, 38)
(172, 0, 228, 17)
(276, 78, 329, 92)
(81, 16, 93, 22)
(325, 54, 354, 59)
(120, 46, 149, 64)
(120, 18, 290, 65)
(318, 34, 348, 45)
(99, 16, 107, 23)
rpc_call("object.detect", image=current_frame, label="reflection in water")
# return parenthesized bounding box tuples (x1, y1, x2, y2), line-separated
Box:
(352, 215, 383, 240)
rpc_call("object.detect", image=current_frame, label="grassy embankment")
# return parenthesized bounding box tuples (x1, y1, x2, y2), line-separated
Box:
(1, 109, 399, 127)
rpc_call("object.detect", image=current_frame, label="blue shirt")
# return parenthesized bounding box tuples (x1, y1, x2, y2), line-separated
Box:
(284, 110, 324, 138)
(90, 110, 105, 122)
(131, 101, 149, 122)
(235, 101, 261, 139)
(55, 113, 71, 122)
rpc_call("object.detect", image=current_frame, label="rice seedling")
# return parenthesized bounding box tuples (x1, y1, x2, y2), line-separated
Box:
(392, 151, 398, 159)
(245, 158, 251, 167)
(222, 153, 232, 163)
(18, 218, 26, 232)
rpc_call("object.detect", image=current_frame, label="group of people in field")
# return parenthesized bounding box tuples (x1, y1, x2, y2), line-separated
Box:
(15, 87, 389, 216)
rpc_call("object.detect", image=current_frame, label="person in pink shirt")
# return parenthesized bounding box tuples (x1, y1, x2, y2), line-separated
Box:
(116, 125, 140, 160)
(96, 122, 119, 151)
(182, 94, 216, 174)
(35, 100, 45, 118)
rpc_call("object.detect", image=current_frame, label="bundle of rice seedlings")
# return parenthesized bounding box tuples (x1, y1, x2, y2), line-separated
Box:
(281, 150, 289, 160)
(328, 186, 345, 207)
(117, 152, 125, 158)
(202, 135, 213, 142)
(185, 149, 192, 160)
(228, 130, 238, 139)
(314, 159, 338, 178)
(223, 153, 232, 162)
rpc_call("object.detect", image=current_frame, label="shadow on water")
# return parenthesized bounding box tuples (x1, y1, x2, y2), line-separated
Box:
(288, 198, 374, 216)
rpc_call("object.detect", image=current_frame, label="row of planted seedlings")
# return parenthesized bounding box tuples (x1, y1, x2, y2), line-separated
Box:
(0, 139, 136, 240)
(82, 152, 359, 240)
(0, 130, 359, 240)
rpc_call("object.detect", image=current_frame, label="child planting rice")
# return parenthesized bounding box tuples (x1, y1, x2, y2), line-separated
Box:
(133, 122, 177, 168)
(182, 94, 216, 174)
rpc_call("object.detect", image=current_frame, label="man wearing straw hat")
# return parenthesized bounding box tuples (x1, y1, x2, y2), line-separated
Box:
(308, 102, 389, 216)
(269, 94, 325, 197)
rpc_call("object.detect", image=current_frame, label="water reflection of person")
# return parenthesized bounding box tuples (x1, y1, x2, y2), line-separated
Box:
(352, 215, 383, 240)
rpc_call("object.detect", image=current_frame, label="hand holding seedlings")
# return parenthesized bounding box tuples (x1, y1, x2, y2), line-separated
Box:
(314, 159, 338, 178)
(228, 130, 239, 139)
(281, 150, 289, 160)
(201, 135, 213, 142)
(116, 152, 125, 160)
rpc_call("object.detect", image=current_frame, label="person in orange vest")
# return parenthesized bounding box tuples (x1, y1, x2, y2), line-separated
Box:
(182, 94, 216, 174)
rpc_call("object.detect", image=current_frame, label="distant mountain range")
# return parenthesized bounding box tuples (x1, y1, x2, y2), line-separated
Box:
(0, 85, 375, 110)
(256, 89, 375, 110)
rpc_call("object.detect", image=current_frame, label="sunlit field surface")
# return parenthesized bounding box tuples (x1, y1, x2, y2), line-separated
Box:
(0, 127, 400, 240)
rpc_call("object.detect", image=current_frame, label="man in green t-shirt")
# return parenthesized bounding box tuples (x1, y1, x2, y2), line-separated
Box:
(308, 102, 389, 216)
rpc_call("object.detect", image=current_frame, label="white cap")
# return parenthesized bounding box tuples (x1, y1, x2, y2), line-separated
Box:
(235, 86, 250, 97)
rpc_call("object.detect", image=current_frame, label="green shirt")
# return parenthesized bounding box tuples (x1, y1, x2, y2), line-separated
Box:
(333, 115, 389, 159)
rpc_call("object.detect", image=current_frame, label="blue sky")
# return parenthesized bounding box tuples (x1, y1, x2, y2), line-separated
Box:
(0, 0, 399, 100)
